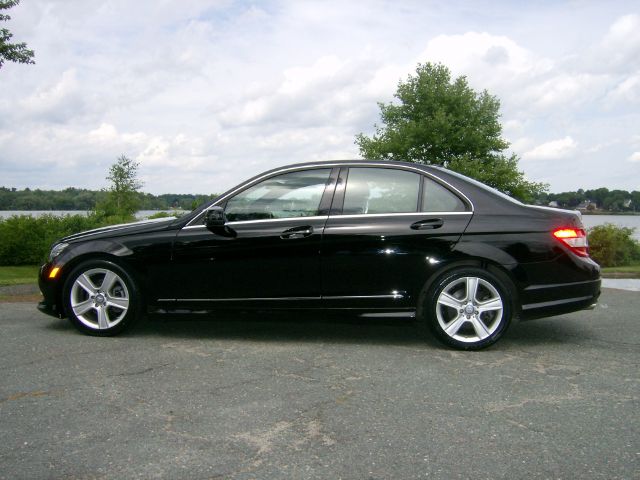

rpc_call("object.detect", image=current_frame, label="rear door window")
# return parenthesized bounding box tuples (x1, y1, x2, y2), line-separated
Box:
(342, 168, 420, 214)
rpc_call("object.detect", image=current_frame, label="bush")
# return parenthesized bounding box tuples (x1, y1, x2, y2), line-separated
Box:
(0, 213, 134, 266)
(588, 223, 640, 267)
(146, 211, 181, 219)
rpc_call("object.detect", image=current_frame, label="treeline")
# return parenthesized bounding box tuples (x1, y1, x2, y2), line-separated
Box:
(3, 185, 639, 213)
(0, 187, 217, 211)
(534, 188, 640, 212)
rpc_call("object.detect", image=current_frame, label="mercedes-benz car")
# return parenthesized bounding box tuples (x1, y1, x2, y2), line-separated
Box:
(38, 160, 601, 349)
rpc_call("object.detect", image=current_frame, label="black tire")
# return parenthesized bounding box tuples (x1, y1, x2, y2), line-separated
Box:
(62, 259, 142, 336)
(420, 267, 513, 350)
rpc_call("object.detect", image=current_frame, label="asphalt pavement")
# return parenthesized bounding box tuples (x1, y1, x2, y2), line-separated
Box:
(0, 288, 638, 479)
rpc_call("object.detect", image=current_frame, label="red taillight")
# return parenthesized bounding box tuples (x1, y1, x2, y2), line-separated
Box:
(553, 227, 589, 257)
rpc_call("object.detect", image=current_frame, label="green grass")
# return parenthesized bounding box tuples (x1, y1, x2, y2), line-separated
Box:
(0, 265, 39, 286)
(601, 264, 640, 277)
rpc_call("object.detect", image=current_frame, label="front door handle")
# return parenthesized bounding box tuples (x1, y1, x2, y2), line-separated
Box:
(410, 218, 444, 230)
(280, 225, 314, 239)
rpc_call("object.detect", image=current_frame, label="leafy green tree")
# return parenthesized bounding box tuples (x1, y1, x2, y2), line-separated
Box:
(96, 155, 143, 218)
(631, 191, 640, 212)
(356, 62, 547, 202)
(0, 0, 34, 69)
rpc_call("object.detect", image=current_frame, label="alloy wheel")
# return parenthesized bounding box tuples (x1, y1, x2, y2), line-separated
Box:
(435, 276, 504, 343)
(70, 268, 130, 330)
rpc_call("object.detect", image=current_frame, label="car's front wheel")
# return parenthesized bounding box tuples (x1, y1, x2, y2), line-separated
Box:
(63, 259, 141, 336)
(422, 267, 513, 350)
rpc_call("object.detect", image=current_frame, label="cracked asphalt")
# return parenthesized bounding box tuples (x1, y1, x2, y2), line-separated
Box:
(0, 288, 638, 479)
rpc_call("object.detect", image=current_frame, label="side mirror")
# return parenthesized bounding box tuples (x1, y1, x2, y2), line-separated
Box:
(205, 206, 226, 228)
(204, 206, 236, 237)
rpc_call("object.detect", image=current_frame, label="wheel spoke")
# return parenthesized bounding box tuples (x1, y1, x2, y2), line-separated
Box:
(72, 299, 94, 316)
(437, 292, 464, 310)
(100, 271, 118, 293)
(466, 277, 479, 303)
(444, 315, 467, 336)
(97, 306, 109, 329)
(477, 298, 503, 313)
(76, 274, 97, 295)
(470, 317, 491, 340)
(107, 296, 129, 310)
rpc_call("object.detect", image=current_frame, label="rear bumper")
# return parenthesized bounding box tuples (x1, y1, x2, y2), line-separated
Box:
(519, 278, 601, 321)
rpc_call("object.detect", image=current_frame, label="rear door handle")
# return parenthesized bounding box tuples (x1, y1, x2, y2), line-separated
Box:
(410, 218, 444, 230)
(280, 225, 314, 239)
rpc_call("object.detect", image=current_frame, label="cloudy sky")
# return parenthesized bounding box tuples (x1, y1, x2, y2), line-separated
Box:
(1, 0, 639, 195)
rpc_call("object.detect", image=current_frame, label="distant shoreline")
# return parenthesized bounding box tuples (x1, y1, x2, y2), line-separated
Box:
(580, 211, 640, 216)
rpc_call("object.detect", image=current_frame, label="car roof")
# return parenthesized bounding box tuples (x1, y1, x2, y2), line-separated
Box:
(270, 159, 437, 172)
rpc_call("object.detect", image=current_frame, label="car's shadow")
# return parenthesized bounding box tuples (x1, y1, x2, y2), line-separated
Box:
(44, 310, 585, 349)
(135, 311, 444, 348)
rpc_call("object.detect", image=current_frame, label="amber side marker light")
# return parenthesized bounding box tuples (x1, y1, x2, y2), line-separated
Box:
(48, 267, 61, 279)
(553, 228, 589, 257)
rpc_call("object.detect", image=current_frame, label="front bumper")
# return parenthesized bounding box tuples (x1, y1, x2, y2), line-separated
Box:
(37, 263, 65, 318)
(37, 300, 63, 318)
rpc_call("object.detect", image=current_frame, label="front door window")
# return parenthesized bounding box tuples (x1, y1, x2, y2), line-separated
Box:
(225, 169, 332, 221)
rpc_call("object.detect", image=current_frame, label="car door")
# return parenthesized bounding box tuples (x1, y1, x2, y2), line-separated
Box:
(169, 167, 337, 308)
(321, 166, 472, 308)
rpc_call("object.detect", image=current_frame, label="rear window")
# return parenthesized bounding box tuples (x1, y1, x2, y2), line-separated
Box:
(433, 166, 522, 205)
(421, 177, 467, 212)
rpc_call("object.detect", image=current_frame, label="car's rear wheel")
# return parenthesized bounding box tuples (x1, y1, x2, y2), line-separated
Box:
(422, 267, 513, 350)
(63, 259, 141, 336)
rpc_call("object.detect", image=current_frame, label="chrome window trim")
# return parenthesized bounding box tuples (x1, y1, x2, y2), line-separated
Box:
(185, 162, 474, 228)
(183, 212, 471, 230)
(333, 211, 472, 220)
(183, 215, 329, 230)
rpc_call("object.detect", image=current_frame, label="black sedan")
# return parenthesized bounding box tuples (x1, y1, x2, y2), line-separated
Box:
(38, 160, 600, 349)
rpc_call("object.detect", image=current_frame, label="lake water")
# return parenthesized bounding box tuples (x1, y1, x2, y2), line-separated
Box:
(580, 214, 640, 240)
(1, 210, 639, 239)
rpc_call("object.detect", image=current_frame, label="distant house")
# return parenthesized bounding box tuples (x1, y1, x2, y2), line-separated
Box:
(576, 200, 597, 212)
(548, 200, 559, 208)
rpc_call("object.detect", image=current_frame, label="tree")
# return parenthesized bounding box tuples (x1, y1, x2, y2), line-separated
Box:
(356, 63, 547, 202)
(0, 0, 35, 69)
(96, 155, 143, 218)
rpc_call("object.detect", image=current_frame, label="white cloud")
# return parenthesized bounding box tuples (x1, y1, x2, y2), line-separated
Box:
(605, 74, 640, 106)
(597, 14, 640, 73)
(420, 32, 552, 81)
(18, 69, 85, 122)
(1, 2, 640, 194)
(523, 137, 578, 161)
(628, 152, 640, 163)
(524, 73, 611, 110)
